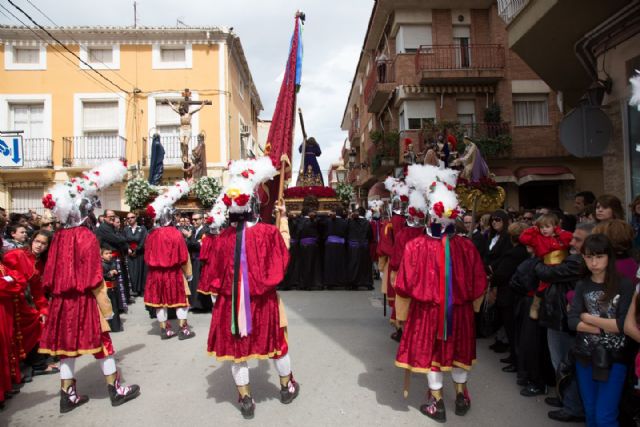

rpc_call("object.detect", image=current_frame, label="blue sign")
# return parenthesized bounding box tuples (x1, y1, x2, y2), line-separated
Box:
(0, 135, 24, 167)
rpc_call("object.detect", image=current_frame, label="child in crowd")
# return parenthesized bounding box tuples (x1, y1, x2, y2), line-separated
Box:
(568, 234, 634, 426)
(101, 247, 123, 332)
(519, 213, 573, 319)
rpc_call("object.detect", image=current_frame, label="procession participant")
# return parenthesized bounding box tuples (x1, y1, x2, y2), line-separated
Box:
(38, 160, 140, 413)
(281, 213, 301, 290)
(201, 157, 299, 419)
(322, 206, 348, 289)
(394, 169, 486, 423)
(123, 212, 148, 297)
(197, 199, 226, 298)
(187, 211, 211, 311)
(369, 200, 384, 280)
(347, 207, 374, 290)
(297, 207, 322, 290)
(0, 254, 25, 409)
(144, 180, 194, 340)
(2, 230, 57, 379)
(100, 247, 123, 332)
(96, 210, 133, 310)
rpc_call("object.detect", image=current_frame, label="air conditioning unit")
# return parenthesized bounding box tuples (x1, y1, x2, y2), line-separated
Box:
(240, 124, 250, 137)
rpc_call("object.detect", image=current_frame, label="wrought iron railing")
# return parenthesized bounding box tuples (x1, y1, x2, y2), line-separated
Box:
(415, 44, 505, 71)
(364, 59, 395, 107)
(497, 0, 529, 24)
(142, 135, 198, 166)
(62, 135, 126, 167)
(462, 122, 511, 139)
(22, 138, 53, 168)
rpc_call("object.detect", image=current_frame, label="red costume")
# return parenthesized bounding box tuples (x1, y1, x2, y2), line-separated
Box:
(197, 234, 220, 295)
(395, 234, 486, 372)
(144, 226, 190, 308)
(369, 219, 383, 262)
(389, 226, 424, 324)
(0, 263, 25, 403)
(39, 227, 112, 357)
(204, 223, 289, 362)
(519, 225, 572, 292)
(3, 249, 49, 357)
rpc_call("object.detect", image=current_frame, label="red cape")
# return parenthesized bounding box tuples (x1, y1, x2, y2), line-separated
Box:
(0, 263, 26, 399)
(144, 226, 189, 308)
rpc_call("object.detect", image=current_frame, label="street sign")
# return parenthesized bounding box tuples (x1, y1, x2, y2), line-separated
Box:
(0, 134, 24, 167)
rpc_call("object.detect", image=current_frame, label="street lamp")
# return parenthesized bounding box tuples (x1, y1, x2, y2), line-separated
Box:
(335, 165, 347, 184)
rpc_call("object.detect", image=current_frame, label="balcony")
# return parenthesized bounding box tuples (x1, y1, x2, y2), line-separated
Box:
(348, 122, 361, 145)
(364, 59, 396, 113)
(63, 135, 126, 168)
(415, 44, 505, 84)
(497, 0, 529, 25)
(142, 135, 198, 167)
(22, 138, 53, 168)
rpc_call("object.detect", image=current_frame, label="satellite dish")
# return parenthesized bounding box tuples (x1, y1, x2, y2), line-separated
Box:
(559, 105, 612, 158)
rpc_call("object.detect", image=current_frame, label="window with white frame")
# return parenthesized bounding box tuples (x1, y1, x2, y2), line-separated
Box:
(400, 100, 436, 130)
(10, 103, 45, 139)
(11, 187, 46, 215)
(82, 101, 119, 136)
(5, 45, 46, 70)
(101, 187, 121, 211)
(239, 117, 250, 159)
(152, 44, 192, 69)
(456, 99, 475, 127)
(395, 25, 432, 54)
(79, 45, 120, 69)
(513, 94, 550, 126)
(155, 100, 181, 136)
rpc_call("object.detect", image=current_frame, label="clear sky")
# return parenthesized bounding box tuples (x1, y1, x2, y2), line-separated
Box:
(0, 0, 373, 183)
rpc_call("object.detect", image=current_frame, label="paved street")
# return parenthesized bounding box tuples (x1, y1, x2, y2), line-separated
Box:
(2, 282, 566, 427)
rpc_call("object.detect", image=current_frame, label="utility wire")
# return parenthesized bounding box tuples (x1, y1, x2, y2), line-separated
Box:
(22, 0, 137, 89)
(0, 4, 127, 99)
(7, 0, 131, 94)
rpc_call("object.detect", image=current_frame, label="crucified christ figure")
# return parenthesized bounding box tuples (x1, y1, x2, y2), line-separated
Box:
(164, 88, 210, 179)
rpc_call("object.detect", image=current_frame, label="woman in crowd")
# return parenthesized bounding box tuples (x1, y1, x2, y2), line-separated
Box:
(629, 195, 640, 250)
(593, 219, 639, 283)
(568, 234, 635, 427)
(2, 224, 28, 252)
(595, 194, 625, 223)
(2, 230, 58, 381)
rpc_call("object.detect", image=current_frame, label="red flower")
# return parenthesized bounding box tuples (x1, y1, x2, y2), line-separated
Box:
(94, 171, 100, 176)
(235, 194, 250, 206)
(76, 185, 84, 193)
(42, 194, 56, 210)
(205, 217, 213, 224)
(400, 195, 409, 203)
(241, 169, 255, 179)
(146, 205, 156, 218)
(121, 160, 128, 167)
(71, 178, 77, 183)
(450, 209, 460, 220)
(408, 207, 425, 219)
(222, 194, 232, 206)
(433, 202, 444, 218)
(446, 184, 454, 191)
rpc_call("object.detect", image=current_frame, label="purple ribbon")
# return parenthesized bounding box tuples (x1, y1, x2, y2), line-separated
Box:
(326, 235, 345, 244)
(300, 237, 318, 246)
(240, 227, 252, 335)
(348, 240, 368, 248)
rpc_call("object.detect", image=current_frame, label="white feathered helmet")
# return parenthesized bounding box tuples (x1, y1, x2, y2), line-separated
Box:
(146, 180, 190, 226)
(42, 159, 128, 227)
(208, 156, 277, 228)
(384, 176, 409, 216)
(427, 167, 461, 227)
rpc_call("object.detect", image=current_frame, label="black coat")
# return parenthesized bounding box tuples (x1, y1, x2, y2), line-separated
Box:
(492, 243, 530, 307)
(534, 253, 585, 332)
(96, 222, 129, 253)
(484, 232, 512, 273)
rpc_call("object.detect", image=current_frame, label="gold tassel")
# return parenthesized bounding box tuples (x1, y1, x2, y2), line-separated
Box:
(61, 379, 74, 390)
(105, 373, 117, 386)
(454, 382, 467, 394)
(431, 388, 443, 400)
(279, 375, 291, 388)
(237, 384, 251, 398)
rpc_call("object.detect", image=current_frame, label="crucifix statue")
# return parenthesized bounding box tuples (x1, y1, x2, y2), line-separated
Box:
(163, 88, 212, 179)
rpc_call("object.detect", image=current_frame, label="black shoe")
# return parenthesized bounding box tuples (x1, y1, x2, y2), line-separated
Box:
(178, 324, 196, 340)
(492, 342, 509, 353)
(499, 356, 515, 364)
(544, 397, 563, 408)
(240, 395, 255, 419)
(390, 329, 403, 342)
(420, 396, 446, 423)
(455, 391, 471, 416)
(548, 409, 585, 423)
(107, 374, 141, 407)
(60, 381, 89, 414)
(516, 378, 528, 386)
(280, 380, 300, 404)
(520, 384, 547, 397)
(502, 364, 517, 373)
(160, 326, 177, 340)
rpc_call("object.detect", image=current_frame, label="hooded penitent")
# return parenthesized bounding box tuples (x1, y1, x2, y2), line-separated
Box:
(384, 176, 409, 216)
(145, 180, 190, 226)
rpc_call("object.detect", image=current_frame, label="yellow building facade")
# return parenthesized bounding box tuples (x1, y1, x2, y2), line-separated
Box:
(0, 25, 262, 214)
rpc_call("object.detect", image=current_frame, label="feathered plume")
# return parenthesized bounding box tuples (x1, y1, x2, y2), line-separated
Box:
(406, 164, 440, 194)
(146, 180, 190, 220)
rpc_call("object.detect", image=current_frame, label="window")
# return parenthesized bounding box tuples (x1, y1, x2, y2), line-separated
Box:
(155, 100, 181, 136)
(396, 25, 432, 54)
(456, 99, 475, 127)
(152, 44, 192, 69)
(5, 45, 46, 70)
(88, 48, 113, 63)
(513, 94, 549, 126)
(82, 101, 118, 136)
(10, 103, 45, 139)
(239, 117, 250, 159)
(79, 45, 120, 69)
(238, 78, 246, 100)
(400, 100, 436, 130)
(11, 187, 45, 215)
(453, 26, 471, 68)
(101, 187, 121, 211)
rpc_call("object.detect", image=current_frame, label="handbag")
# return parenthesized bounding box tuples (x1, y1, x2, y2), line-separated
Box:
(591, 343, 612, 382)
(476, 288, 498, 338)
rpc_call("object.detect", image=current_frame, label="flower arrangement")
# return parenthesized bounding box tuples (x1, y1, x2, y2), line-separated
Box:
(457, 176, 498, 192)
(283, 186, 337, 199)
(193, 176, 222, 208)
(335, 182, 354, 205)
(124, 178, 159, 211)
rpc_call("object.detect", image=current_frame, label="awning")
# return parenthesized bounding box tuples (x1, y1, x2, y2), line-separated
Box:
(368, 181, 390, 200)
(491, 167, 517, 184)
(514, 166, 575, 186)
(402, 84, 496, 94)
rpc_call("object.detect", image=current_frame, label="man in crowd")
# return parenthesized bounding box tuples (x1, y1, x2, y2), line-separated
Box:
(574, 191, 595, 217)
(95, 210, 133, 306)
(463, 213, 486, 260)
(347, 207, 373, 290)
(186, 211, 211, 311)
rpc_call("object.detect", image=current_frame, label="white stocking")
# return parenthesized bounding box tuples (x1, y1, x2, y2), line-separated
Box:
(176, 307, 189, 320)
(274, 354, 292, 377)
(59, 358, 76, 380)
(427, 371, 444, 390)
(231, 362, 249, 386)
(451, 367, 468, 384)
(156, 308, 168, 323)
(99, 356, 117, 376)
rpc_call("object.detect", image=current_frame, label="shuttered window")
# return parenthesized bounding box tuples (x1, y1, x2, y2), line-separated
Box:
(396, 25, 432, 53)
(88, 47, 113, 64)
(160, 47, 186, 62)
(10, 103, 45, 139)
(14, 47, 39, 64)
(11, 187, 45, 215)
(82, 101, 118, 134)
